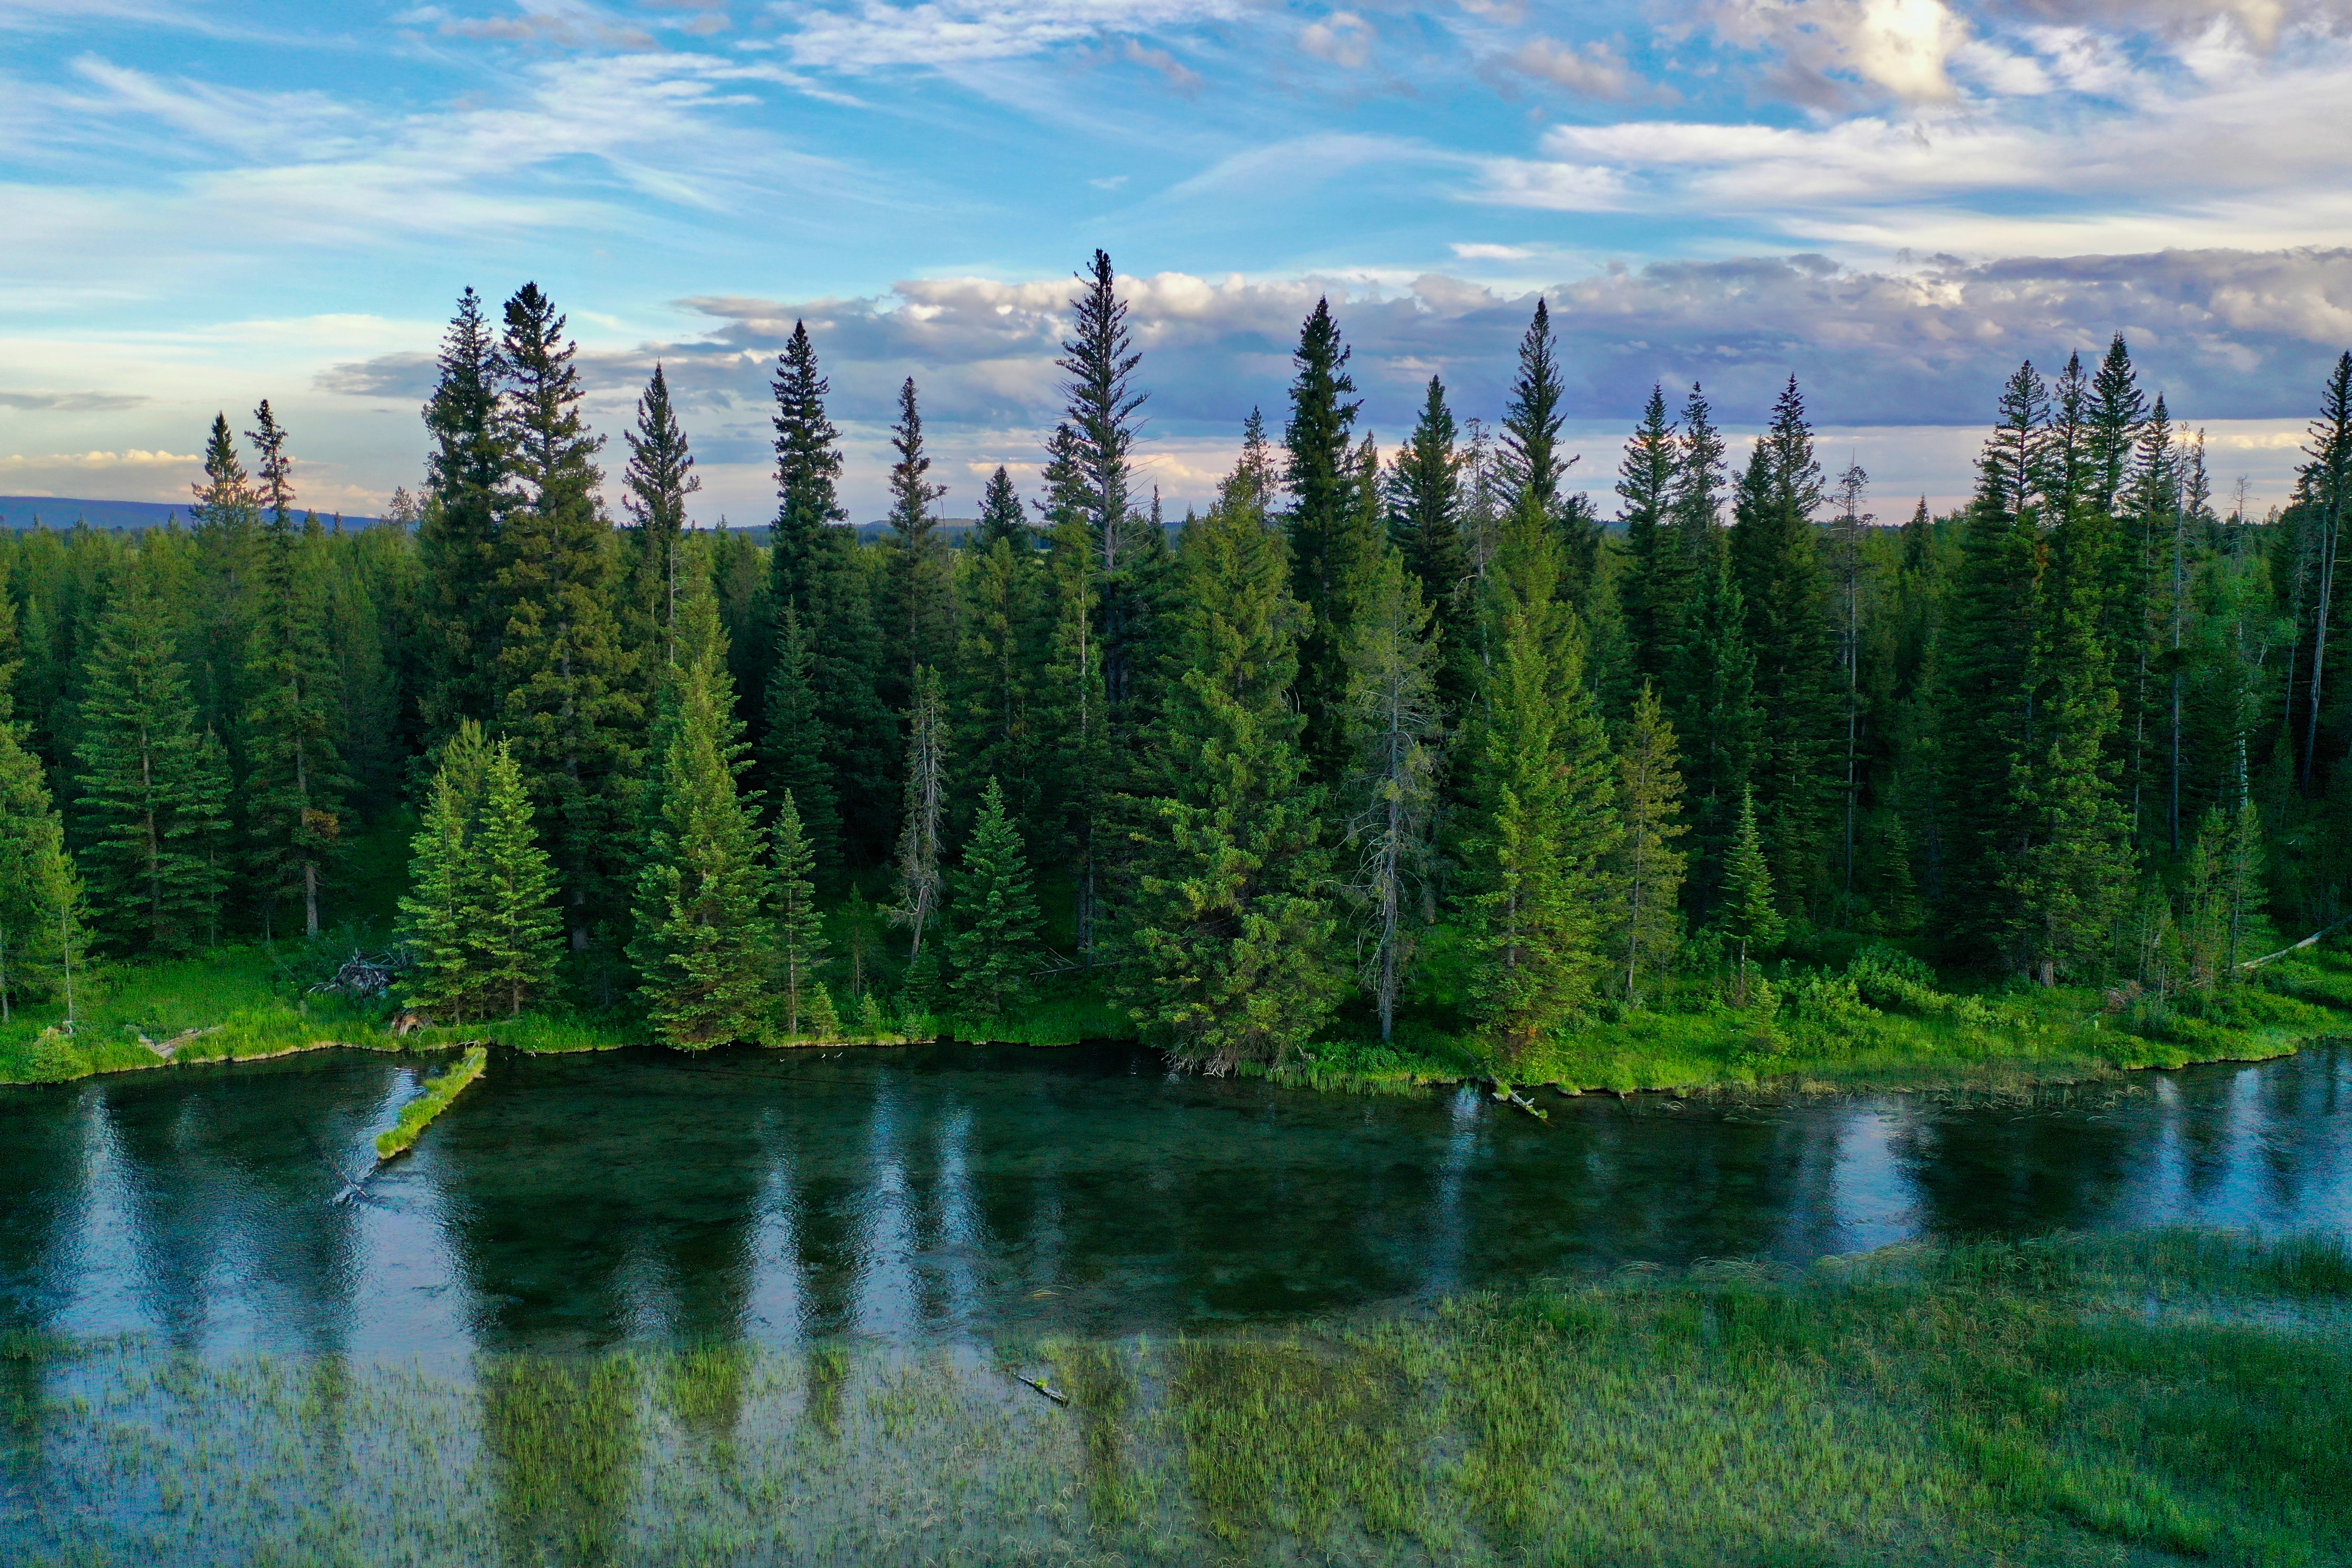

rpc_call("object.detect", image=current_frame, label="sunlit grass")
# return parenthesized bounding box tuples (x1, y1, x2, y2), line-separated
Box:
(374, 1046, 488, 1160)
(4, 1230, 2346, 1565)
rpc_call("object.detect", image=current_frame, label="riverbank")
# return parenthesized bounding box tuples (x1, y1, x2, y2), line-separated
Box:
(5, 941, 2349, 1100)
(5, 1228, 2345, 1565)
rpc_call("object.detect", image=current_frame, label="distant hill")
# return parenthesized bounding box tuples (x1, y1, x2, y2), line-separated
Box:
(0, 496, 383, 532)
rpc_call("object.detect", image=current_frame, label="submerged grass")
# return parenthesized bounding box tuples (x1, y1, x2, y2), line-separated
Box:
(374, 1046, 489, 1161)
(3, 1230, 2346, 1566)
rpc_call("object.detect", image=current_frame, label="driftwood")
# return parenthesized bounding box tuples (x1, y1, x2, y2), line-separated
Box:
(134, 1025, 220, 1060)
(1016, 1375, 1069, 1407)
(2240, 916, 2352, 972)
(390, 1010, 438, 1037)
(1490, 1084, 1550, 1121)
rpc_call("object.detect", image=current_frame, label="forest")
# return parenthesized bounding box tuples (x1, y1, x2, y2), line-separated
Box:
(3, 250, 2352, 1086)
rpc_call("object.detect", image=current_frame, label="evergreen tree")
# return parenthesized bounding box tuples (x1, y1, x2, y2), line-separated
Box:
(767, 320, 845, 614)
(1672, 551, 1761, 916)
(2294, 353, 2352, 789)
(947, 776, 1044, 1025)
(622, 362, 699, 677)
(1618, 384, 1682, 681)
(1384, 375, 1471, 714)
(493, 283, 639, 958)
(954, 526, 1046, 838)
(417, 288, 508, 746)
(1337, 539, 1442, 1042)
(1730, 376, 1834, 914)
(1053, 250, 1151, 723)
(1614, 681, 1687, 1004)
(1128, 485, 1338, 1071)
(399, 725, 564, 1022)
(1283, 296, 1366, 774)
(974, 466, 1027, 550)
(0, 711, 79, 1022)
(884, 376, 953, 692)
(893, 665, 948, 960)
(770, 789, 830, 1039)
(1040, 507, 1112, 957)
(1458, 500, 1618, 1060)
(186, 412, 259, 766)
(1718, 786, 1781, 995)
(759, 604, 842, 878)
(630, 657, 772, 1046)
(72, 576, 230, 955)
(1500, 299, 1572, 518)
(242, 404, 348, 938)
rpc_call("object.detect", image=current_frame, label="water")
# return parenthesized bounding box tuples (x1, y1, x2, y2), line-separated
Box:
(4, 1041, 2349, 1360)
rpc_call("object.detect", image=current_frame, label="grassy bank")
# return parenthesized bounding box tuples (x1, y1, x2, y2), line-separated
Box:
(5, 939, 2349, 1098)
(374, 1046, 490, 1161)
(3, 1229, 2346, 1565)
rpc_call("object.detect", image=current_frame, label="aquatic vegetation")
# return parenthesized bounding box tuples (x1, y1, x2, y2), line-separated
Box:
(3, 1231, 2345, 1566)
(374, 1046, 489, 1161)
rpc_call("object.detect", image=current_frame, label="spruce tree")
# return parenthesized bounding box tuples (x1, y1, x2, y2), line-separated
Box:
(1614, 681, 1687, 1004)
(770, 789, 830, 1039)
(417, 288, 508, 746)
(1672, 551, 1761, 916)
(242, 403, 349, 938)
(947, 776, 1044, 1026)
(1337, 539, 1442, 1041)
(1718, 786, 1781, 997)
(1384, 376, 1471, 715)
(1618, 384, 1681, 681)
(622, 362, 699, 677)
(399, 723, 493, 1023)
(630, 657, 772, 1047)
(493, 283, 639, 957)
(1053, 250, 1150, 724)
(1040, 508, 1112, 957)
(1282, 296, 1365, 774)
(767, 320, 846, 615)
(1128, 482, 1339, 1071)
(1501, 299, 1572, 517)
(472, 737, 567, 1016)
(1458, 499, 1618, 1060)
(1730, 376, 1834, 915)
(974, 466, 1028, 550)
(884, 376, 953, 693)
(954, 527, 1046, 838)
(72, 576, 230, 956)
(759, 604, 842, 878)
(0, 709, 79, 1023)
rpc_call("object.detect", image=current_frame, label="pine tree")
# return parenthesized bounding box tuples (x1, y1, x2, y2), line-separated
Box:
(1458, 499, 1618, 1060)
(1672, 550, 1761, 916)
(1614, 682, 1687, 1004)
(472, 738, 566, 1017)
(1054, 250, 1151, 723)
(1040, 507, 1112, 957)
(1337, 539, 1442, 1041)
(2294, 353, 2352, 789)
(770, 789, 830, 1038)
(884, 376, 953, 692)
(399, 725, 564, 1022)
(630, 657, 772, 1046)
(954, 526, 1046, 838)
(892, 665, 948, 959)
(974, 466, 1027, 550)
(493, 283, 639, 957)
(1501, 299, 1572, 518)
(1283, 297, 1365, 774)
(623, 362, 699, 678)
(1618, 384, 1681, 681)
(1730, 376, 1834, 915)
(1718, 787, 1781, 998)
(417, 288, 508, 746)
(242, 403, 348, 938)
(1384, 375, 1471, 715)
(1128, 484, 1339, 1071)
(0, 712, 79, 1023)
(759, 604, 842, 879)
(72, 576, 230, 955)
(767, 320, 846, 615)
(947, 777, 1043, 1025)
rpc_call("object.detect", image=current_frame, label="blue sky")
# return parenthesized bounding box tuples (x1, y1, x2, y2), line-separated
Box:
(3, 0, 2350, 524)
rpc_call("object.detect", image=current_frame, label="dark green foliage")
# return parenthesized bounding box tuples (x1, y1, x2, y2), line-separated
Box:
(947, 777, 1043, 1024)
(1617, 383, 1681, 681)
(630, 657, 772, 1047)
(770, 789, 828, 1038)
(1500, 298, 1570, 517)
(71, 575, 230, 956)
(417, 287, 507, 746)
(0, 706, 78, 1018)
(1383, 375, 1472, 716)
(953, 530, 1047, 839)
(883, 376, 953, 694)
(1282, 296, 1366, 775)
(759, 605, 842, 880)
(974, 465, 1027, 550)
(398, 723, 564, 1023)
(1128, 483, 1338, 1072)
(622, 362, 699, 679)
(766, 319, 845, 616)
(1718, 785, 1781, 971)
(493, 283, 640, 955)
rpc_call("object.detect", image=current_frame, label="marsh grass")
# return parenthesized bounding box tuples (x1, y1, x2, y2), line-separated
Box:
(373, 1047, 489, 1161)
(4, 1231, 2345, 1566)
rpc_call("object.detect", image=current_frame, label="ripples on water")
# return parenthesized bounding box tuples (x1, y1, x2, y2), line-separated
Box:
(2, 1041, 2347, 1360)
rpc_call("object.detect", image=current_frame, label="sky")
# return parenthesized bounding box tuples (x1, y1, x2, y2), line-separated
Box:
(2, 0, 2350, 526)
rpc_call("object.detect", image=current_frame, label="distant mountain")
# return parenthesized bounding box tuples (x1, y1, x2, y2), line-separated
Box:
(0, 496, 383, 532)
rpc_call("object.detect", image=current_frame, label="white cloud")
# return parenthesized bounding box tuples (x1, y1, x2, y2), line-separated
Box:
(773, 0, 1243, 71)
(1486, 35, 1633, 97)
(1298, 10, 1375, 70)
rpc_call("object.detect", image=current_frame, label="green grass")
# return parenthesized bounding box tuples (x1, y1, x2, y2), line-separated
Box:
(4, 1229, 2346, 1565)
(373, 1046, 489, 1161)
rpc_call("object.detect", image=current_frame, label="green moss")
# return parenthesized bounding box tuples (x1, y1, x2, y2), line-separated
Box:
(373, 1046, 489, 1161)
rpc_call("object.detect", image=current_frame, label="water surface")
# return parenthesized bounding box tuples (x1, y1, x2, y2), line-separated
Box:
(3, 1041, 2348, 1360)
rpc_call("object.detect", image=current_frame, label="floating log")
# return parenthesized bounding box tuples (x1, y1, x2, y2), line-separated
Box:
(1017, 1375, 1069, 1406)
